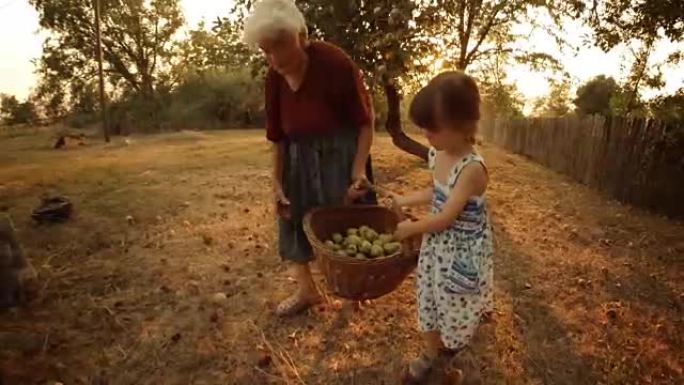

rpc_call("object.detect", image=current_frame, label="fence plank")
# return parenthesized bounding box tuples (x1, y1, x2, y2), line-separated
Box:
(480, 116, 684, 219)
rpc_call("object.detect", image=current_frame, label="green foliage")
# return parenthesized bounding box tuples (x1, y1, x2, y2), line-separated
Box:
(370, 91, 389, 130)
(162, 68, 264, 130)
(232, 0, 580, 89)
(0, 95, 39, 125)
(481, 82, 524, 119)
(64, 112, 100, 129)
(28, 0, 271, 132)
(650, 89, 684, 124)
(11, 102, 38, 125)
(589, 0, 683, 51)
(30, 0, 184, 127)
(273, 1, 438, 87)
(609, 88, 648, 118)
(434, 0, 581, 73)
(176, 19, 256, 72)
(573, 75, 619, 116)
(619, 38, 667, 114)
(62, 81, 100, 128)
(532, 80, 571, 117)
(476, 47, 525, 119)
(70, 81, 99, 115)
(31, 0, 679, 135)
(587, 1, 681, 116)
(0, 95, 19, 122)
(167, 18, 265, 130)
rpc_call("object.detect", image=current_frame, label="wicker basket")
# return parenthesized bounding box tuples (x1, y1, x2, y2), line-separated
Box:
(303, 205, 421, 300)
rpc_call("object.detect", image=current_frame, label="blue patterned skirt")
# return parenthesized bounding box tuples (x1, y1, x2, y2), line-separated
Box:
(279, 130, 377, 263)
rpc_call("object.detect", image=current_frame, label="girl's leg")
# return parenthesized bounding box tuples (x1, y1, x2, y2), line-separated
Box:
(276, 262, 321, 316)
(424, 330, 445, 358)
(402, 331, 446, 383)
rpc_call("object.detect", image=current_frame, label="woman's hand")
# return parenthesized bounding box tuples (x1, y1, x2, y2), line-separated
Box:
(274, 184, 291, 220)
(394, 219, 417, 241)
(345, 172, 369, 204)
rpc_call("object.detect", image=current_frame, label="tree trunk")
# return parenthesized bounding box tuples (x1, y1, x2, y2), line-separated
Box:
(94, 0, 109, 143)
(140, 73, 161, 129)
(383, 82, 429, 161)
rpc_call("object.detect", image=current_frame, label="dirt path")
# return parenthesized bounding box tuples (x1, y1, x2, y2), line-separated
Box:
(0, 130, 681, 385)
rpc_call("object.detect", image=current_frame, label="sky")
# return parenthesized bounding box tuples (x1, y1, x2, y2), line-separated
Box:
(1, 0, 682, 108)
(0, 0, 234, 100)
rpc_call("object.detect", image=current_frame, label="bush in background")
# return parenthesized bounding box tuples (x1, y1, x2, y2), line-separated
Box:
(164, 68, 264, 130)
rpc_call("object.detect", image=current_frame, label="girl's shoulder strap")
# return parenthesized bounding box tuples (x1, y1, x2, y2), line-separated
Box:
(448, 152, 487, 188)
(428, 147, 437, 170)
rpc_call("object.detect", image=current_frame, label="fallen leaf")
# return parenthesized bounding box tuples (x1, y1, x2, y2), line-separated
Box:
(171, 333, 181, 343)
(257, 353, 272, 368)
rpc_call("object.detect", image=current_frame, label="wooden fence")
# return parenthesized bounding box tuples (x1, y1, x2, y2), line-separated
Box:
(480, 115, 684, 219)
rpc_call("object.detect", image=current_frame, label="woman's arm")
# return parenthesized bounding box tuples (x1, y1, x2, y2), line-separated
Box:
(395, 163, 487, 239)
(272, 142, 291, 218)
(346, 62, 374, 185)
(272, 142, 286, 194)
(351, 119, 373, 183)
(265, 69, 289, 212)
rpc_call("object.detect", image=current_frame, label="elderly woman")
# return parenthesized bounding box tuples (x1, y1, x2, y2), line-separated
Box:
(243, 0, 376, 316)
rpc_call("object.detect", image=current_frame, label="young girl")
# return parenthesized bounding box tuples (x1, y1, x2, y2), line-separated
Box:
(393, 71, 494, 384)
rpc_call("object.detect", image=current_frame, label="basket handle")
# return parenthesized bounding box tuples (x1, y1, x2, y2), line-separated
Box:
(302, 208, 323, 250)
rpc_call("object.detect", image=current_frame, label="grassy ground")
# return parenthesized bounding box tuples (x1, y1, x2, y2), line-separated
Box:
(0, 128, 682, 385)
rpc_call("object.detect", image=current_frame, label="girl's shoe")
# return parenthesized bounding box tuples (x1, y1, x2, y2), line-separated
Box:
(400, 351, 439, 384)
(443, 349, 482, 385)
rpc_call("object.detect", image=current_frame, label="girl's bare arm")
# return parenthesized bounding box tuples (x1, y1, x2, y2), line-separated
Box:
(395, 187, 433, 207)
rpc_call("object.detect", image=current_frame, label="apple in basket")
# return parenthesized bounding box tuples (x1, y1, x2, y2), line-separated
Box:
(325, 226, 402, 260)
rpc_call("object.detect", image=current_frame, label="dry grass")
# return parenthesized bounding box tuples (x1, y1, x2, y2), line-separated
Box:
(0, 129, 681, 385)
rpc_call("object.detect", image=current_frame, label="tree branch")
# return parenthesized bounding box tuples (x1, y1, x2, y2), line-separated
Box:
(462, 0, 483, 57)
(469, 46, 513, 63)
(458, 1, 466, 49)
(464, 0, 508, 67)
(101, 39, 140, 91)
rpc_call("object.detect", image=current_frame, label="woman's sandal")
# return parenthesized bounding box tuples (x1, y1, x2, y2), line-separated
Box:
(275, 294, 322, 317)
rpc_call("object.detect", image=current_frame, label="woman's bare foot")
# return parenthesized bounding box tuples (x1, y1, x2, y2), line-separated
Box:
(275, 291, 322, 317)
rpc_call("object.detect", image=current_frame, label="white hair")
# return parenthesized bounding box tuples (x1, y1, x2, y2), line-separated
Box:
(242, 0, 308, 47)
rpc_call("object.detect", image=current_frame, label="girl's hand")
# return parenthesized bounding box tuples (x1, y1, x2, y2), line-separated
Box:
(394, 219, 416, 241)
(389, 192, 405, 208)
(389, 192, 405, 218)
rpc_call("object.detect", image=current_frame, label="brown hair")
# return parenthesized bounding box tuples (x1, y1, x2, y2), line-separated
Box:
(409, 71, 481, 136)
